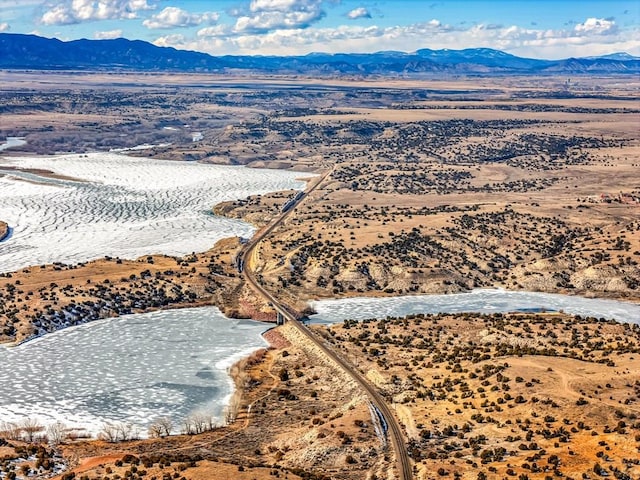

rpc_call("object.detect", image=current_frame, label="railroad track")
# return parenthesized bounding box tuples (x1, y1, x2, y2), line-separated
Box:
(238, 168, 413, 480)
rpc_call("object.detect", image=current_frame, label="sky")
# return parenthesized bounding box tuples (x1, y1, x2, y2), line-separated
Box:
(0, 1, 638, 58)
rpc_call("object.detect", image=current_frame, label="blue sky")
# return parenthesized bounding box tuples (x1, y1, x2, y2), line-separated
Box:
(0, 1, 638, 58)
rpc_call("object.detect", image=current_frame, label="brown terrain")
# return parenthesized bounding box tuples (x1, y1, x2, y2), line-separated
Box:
(318, 312, 640, 479)
(2, 315, 639, 479)
(0, 72, 639, 479)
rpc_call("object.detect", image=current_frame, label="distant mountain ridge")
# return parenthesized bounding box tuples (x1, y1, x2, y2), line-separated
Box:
(1, 33, 638, 75)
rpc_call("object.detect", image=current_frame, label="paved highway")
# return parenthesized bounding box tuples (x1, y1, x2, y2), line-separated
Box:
(238, 169, 413, 480)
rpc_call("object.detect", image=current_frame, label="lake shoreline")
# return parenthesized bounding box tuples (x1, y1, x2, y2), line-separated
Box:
(1, 250, 638, 345)
(0, 307, 272, 439)
(2, 150, 638, 345)
(225, 327, 290, 427)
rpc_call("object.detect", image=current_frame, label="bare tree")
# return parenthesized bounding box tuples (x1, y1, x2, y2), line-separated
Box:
(182, 416, 195, 435)
(205, 415, 219, 432)
(148, 416, 173, 438)
(191, 412, 209, 434)
(99, 422, 138, 442)
(224, 396, 242, 425)
(148, 422, 163, 438)
(20, 418, 44, 443)
(157, 416, 173, 436)
(182, 412, 215, 434)
(116, 422, 139, 441)
(0, 421, 21, 440)
(47, 421, 68, 445)
(98, 423, 119, 443)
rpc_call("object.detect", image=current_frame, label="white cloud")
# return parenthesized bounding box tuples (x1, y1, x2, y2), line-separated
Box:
(347, 7, 370, 20)
(41, 0, 154, 26)
(0, 22, 8, 32)
(249, 0, 304, 12)
(153, 33, 186, 47)
(41, 5, 74, 25)
(233, 0, 324, 33)
(234, 9, 321, 32)
(94, 29, 123, 39)
(574, 17, 618, 35)
(154, 16, 640, 59)
(143, 6, 219, 29)
(197, 24, 232, 38)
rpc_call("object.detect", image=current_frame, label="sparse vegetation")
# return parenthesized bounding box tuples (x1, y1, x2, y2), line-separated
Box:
(320, 312, 640, 479)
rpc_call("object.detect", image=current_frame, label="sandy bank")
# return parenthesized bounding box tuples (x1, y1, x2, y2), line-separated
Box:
(0, 165, 85, 183)
(225, 328, 290, 423)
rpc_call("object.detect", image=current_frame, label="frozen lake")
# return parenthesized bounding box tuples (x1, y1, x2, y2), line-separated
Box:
(0, 137, 27, 152)
(0, 152, 308, 273)
(309, 289, 640, 325)
(0, 307, 269, 437)
(1, 151, 638, 440)
(1, 290, 638, 438)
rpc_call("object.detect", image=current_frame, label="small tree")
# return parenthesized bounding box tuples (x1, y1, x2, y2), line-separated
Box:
(99, 422, 138, 442)
(182, 416, 195, 435)
(224, 396, 241, 425)
(190, 413, 208, 434)
(593, 463, 604, 476)
(0, 421, 21, 440)
(157, 416, 173, 436)
(116, 422, 139, 441)
(98, 423, 120, 442)
(47, 421, 68, 445)
(20, 418, 44, 442)
(148, 416, 173, 438)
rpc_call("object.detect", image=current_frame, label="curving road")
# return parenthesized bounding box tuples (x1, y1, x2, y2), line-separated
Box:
(238, 169, 413, 480)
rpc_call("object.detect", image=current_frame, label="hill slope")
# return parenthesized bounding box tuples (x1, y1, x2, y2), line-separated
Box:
(1, 33, 638, 75)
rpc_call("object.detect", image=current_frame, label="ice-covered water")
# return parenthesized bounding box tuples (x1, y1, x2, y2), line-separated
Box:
(0, 307, 269, 437)
(309, 289, 640, 324)
(0, 137, 26, 152)
(0, 152, 308, 273)
(1, 293, 637, 437)
(2, 151, 639, 440)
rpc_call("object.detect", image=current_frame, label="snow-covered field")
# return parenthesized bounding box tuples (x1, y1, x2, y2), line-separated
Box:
(0, 307, 269, 438)
(0, 152, 308, 273)
(309, 289, 640, 325)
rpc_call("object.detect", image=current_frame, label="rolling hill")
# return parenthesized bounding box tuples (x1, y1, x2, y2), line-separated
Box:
(1, 33, 638, 75)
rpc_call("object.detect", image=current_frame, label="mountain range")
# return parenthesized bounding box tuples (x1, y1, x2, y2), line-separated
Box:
(1, 33, 639, 75)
